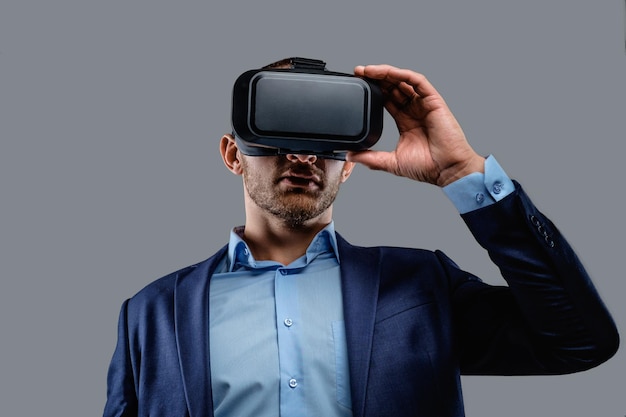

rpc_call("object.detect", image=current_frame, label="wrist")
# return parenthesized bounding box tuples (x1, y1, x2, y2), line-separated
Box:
(437, 154, 485, 187)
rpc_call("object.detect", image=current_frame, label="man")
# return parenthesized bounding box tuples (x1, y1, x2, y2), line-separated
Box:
(103, 62, 619, 417)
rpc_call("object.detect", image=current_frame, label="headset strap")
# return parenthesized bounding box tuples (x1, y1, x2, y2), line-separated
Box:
(288, 57, 327, 70)
(234, 135, 347, 161)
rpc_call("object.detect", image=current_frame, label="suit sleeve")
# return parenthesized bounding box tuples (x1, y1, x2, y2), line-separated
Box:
(103, 300, 138, 417)
(451, 181, 619, 375)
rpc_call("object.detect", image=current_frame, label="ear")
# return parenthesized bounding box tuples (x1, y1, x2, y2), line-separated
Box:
(340, 161, 356, 183)
(220, 134, 243, 175)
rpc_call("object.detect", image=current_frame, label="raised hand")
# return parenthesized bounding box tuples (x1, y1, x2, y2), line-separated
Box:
(348, 64, 485, 187)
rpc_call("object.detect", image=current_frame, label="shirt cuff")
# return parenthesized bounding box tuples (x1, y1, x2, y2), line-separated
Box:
(442, 155, 515, 214)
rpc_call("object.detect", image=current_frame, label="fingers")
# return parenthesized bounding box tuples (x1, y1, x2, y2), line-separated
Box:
(355, 64, 439, 101)
(385, 82, 416, 109)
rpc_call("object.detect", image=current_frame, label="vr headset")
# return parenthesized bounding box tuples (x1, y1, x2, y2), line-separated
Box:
(231, 57, 383, 160)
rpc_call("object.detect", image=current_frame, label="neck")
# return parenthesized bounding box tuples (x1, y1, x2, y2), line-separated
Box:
(242, 210, 333, 266)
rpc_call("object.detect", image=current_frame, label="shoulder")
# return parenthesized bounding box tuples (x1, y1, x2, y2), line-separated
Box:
(335, 231, 440, 262)
(335, 232, 481, 290)
(127, 245, 228, 310)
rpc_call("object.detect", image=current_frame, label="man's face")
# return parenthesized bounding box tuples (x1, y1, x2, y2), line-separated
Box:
(239, 153, 349, 228)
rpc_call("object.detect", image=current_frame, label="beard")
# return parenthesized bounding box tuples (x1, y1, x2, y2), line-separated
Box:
(241, 157, 342, 228)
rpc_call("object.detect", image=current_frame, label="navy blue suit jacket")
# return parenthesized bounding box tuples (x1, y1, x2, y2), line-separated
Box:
(103, 184, 619, 417)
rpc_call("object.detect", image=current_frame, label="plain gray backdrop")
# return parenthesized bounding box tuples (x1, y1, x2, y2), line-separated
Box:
(1, 1, 624, 416)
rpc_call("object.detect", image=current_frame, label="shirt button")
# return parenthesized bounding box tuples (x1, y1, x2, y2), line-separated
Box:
(492, 182, 503, 194)
(279, 269, 287, 275)
(284, 318, 293, 327)
(475, 193, 485, 204)
(243, 247, 249, 255)
(289, 378, 298, 388)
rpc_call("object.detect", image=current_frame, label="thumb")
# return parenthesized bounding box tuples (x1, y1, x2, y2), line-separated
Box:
(346, 150, 397, 173)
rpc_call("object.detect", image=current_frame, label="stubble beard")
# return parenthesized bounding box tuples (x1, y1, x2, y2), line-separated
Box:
(241, 159, 341, 229)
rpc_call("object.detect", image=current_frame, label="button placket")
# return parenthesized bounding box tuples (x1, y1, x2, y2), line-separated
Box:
(274, 266, 304, 412)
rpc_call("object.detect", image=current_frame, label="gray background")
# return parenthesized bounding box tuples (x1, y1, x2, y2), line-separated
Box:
(1, 1, 624, 416)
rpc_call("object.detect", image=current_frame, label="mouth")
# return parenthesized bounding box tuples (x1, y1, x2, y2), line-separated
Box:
(278, 170, 322, 190)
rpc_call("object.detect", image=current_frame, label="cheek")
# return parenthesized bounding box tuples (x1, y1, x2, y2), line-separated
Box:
(242, 157, 276, 177)
(323, 161, 348, 181)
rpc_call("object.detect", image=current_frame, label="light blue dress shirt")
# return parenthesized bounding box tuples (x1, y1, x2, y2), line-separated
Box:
(209, 155, 514, 417)
(210, 223, 352, 417)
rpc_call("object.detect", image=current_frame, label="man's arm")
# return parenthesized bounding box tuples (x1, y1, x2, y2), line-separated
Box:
(348, 64, 619, 373)
(452, 182, 618, 374)
(103, 300, 138, 417)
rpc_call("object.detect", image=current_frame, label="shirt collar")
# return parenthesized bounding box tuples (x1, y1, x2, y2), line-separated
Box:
(226, 221, 340, 272)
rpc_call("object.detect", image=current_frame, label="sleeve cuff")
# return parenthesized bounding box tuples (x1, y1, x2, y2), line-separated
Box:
(442, 155, 515, 214)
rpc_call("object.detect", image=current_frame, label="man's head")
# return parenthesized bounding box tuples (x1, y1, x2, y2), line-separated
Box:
(223, 57, 363, 228)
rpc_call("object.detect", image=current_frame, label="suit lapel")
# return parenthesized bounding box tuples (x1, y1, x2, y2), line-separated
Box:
(337, 234, 381, 417)
(174, 246, 227, 417)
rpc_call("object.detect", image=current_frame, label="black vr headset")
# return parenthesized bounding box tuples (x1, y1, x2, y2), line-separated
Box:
(231, 57, 383, 160)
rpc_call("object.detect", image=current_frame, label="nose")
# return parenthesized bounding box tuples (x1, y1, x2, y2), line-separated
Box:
(286, 153, 318, 164)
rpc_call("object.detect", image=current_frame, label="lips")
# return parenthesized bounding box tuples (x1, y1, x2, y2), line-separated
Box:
(278, 169, 322, 189)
